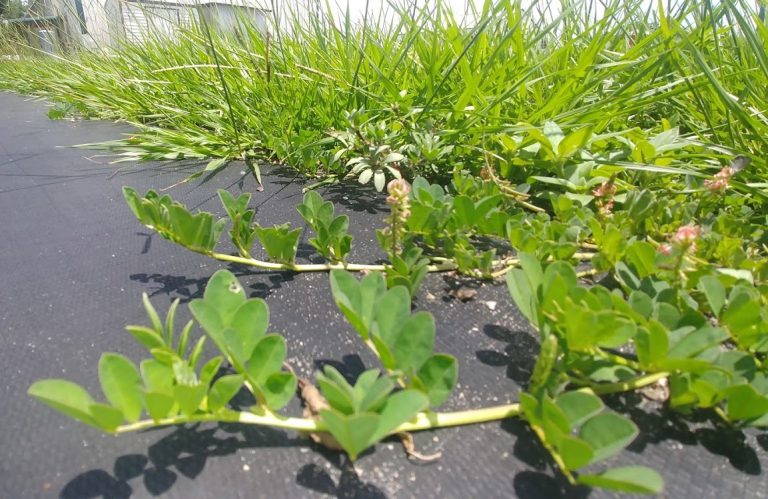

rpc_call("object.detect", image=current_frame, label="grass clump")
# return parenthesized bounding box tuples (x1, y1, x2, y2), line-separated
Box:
(0, 0, 765, 190)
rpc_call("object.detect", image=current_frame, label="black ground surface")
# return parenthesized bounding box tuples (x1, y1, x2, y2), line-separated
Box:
(1, 92, 767, 499)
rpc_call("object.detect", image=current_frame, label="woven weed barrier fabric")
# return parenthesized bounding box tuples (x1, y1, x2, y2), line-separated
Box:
(1, 92, 767, 498)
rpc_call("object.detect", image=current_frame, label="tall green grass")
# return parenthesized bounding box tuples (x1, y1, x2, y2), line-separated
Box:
(0, 0, 765, 186)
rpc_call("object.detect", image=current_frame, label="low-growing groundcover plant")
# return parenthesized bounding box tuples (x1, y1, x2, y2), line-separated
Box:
(30, 159, 768, 494)
(7, 0, 768, 493)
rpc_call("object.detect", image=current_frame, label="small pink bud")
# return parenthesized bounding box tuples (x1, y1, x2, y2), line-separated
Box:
(658, 243, 673, 255)
(704, 166, 733, 193)
(672, 224, 700, 245)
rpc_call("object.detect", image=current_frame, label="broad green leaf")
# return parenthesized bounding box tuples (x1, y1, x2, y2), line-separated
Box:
(624, 242, 658, 278)
(28, 379, 98, 428)
(541, 397, 571, 437)
(391, 312, 436, 375)
(227, 299, 270, 358)
(371, 390, 429, 443)
(543, 121, 565, 151)
(416, 354, 458, 407)
(200, 270, 246, 322)
(208, 375, 244, 412)
(506, 269, 539, 328)
(668, 326, 728, 359)
(725, 385, 768, 421)
(558, 125, 593, 159)
(698, 275, 726, 316)
(372, 286, 411, 345)
(540, 261, 577, 311)
(173, 384, 207, 417)
(320, 410, 380, 461)
(578, 466, 663, 494)
(89, 403, 125, 432)
(99, 353, 143, 423)
(140, 359, 174, 395)
(262, 372, 297, 410)
(555, 391, 604, 427)
(245, 334, 286, 385)
(189, 300, 225, 352)
(635, 321, 669, 367)
(144, 391, 175, 421)
(579, 413, 638, 464)
(329, 270, 386, 340)
(559, 435, 594, 470)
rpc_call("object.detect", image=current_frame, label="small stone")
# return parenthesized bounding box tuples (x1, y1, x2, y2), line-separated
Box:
(242, 464, 250, 471)
(485, 301, 497, 311)
(449, 287, 477, 301)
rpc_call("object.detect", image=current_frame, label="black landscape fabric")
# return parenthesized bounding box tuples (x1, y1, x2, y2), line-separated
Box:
(1, 92, 767, 499)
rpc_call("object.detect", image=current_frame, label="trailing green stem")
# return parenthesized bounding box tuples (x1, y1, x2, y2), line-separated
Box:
(210, 251, 457, 272)
(587, 372, 669, 395)
(112, 403, 521, 435)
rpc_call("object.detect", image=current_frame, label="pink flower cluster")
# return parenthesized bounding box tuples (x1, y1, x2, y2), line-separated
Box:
(386, 178, 411, 219)
(659, 224, 700, 255)
(592, 179, 618, 217)
(704, 166, 734, 193)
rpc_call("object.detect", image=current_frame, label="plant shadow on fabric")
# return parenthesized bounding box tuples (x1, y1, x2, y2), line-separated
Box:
(59, 422, 386, 498)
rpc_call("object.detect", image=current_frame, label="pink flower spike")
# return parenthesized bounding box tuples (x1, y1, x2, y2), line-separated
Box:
(386, 178, 411, 200)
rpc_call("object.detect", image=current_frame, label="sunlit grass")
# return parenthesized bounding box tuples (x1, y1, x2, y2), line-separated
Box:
(0, 0, 765, 186)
